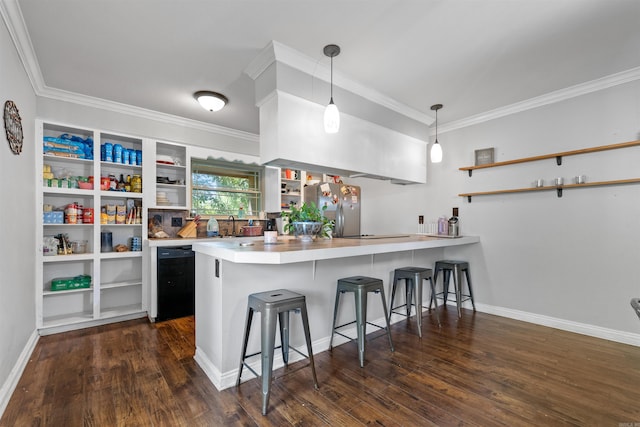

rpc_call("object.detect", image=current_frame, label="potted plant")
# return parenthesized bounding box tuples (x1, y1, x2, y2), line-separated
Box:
(282, 202, 334, 241)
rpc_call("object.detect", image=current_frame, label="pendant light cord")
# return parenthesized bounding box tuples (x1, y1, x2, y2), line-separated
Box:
(330, 55, 334, 101)
(435, 107, 438, 142)
(430, 103, 443, 143)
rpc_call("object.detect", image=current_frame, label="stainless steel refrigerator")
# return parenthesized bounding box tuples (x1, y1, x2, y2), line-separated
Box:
(303, 182, 361, 237)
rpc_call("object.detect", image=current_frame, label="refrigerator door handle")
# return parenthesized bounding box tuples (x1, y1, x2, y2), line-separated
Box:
(336, 203, 344, 237)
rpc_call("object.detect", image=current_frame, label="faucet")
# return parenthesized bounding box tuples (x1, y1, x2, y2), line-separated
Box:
(228, 215, 236, 236)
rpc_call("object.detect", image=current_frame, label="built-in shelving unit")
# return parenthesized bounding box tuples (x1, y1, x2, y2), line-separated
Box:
(280, 168, 302, 211)
(37, 120, 147, 334)
(459, 140, 640, 201)
(149, 141, 189, 209)
(279, 169, 338, 211)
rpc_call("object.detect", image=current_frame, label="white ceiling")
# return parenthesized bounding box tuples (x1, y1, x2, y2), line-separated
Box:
(8, 0, 640, 136)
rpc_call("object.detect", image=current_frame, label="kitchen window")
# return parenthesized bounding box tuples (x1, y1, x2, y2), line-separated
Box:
(191, 159, 263, 217)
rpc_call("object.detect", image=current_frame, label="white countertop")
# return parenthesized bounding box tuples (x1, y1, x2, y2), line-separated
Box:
(147, 236, 260, 247)
(192, 234, 480, 264)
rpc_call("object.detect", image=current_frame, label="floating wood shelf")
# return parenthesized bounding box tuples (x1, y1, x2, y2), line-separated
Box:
(459, 140, 640, 176)
(459, 178, 640, 202)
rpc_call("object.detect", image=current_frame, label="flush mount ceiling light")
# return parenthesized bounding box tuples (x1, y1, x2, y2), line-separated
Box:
(194, 91, 228, 112)
(323, 44, 340, 133)
(430, 104, 443, 163)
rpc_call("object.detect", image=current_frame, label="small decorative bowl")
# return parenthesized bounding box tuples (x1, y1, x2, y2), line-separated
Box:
(78, 181, 94, 190)
(291, 221, 322, 242)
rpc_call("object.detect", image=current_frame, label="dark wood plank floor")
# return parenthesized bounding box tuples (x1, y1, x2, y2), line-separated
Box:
(2, 308, 640, 426)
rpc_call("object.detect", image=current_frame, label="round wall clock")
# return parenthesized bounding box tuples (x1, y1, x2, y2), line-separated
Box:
(4, 100, 23, 155)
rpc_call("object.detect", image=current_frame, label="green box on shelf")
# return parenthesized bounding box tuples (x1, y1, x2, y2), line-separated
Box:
(50, 275, 91, 291)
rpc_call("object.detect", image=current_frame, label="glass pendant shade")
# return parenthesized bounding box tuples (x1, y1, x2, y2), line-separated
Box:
(194, 91, 227, 112)
(324, 99, 340, 133)
(430, 141, 443, 163)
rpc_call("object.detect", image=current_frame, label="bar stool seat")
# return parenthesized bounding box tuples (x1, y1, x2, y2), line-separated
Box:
(236, 289, 318, 415)
(330, 276, 394, 368)
(389, 266, 440, 337)
(430, 260, 475, 317)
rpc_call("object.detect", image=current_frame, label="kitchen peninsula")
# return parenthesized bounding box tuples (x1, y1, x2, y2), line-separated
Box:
(192, 234, 479, 390)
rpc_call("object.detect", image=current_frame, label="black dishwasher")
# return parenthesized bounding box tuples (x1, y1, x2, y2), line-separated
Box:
(157, 246, 195, 321)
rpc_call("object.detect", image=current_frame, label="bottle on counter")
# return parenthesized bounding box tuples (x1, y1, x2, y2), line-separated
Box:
(206, 217, 219, 237)
(448, 207, 459, 237)
(238, 205, 245, 219)
(437, 215, 448, 235)
(264, 218, 278, 244)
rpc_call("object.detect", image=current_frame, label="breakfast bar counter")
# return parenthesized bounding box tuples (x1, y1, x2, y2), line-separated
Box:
(192, 234, 480, 390)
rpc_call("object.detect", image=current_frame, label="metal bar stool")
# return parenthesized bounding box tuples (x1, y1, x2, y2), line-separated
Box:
(389, 266, 440, 337)
(430, 260, 476, 317)
(329, 276, 394, 368)
(236, 289, 318, 415)
(631, 298, 640, 321)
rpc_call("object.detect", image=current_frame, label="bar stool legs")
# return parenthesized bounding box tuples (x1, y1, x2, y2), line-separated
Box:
(389, 267, 439, 337)
(330, 276, 394, 368)
(431, 260, 475, 317)
(236, 289, 318, 415)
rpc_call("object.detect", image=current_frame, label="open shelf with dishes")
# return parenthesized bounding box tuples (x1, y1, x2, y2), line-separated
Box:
(280, 168, 302, 211)
(278, 169, 340, 211)
(149, 140, 189, 209)
(36, 120, 147, 334)
(460, 178, 640, 202)
(458, 139, 640, 201)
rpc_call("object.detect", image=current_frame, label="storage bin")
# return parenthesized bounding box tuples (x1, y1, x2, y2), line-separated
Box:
(50, 275, 91, 291)
(43, 211, 64, 224)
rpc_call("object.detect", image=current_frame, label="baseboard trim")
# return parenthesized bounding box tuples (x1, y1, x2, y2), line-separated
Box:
(475, 302, 640, 347)
(0, 330, 39, 419)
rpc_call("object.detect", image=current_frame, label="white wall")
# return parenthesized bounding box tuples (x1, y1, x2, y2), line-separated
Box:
(357, 79, 640, 337)
(0, 14, 37, 414)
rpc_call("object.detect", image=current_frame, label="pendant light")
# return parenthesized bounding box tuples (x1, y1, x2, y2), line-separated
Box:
(323, 44, 341, 133)
(430, 104, 443, 163)
(194, 91, 228, 112)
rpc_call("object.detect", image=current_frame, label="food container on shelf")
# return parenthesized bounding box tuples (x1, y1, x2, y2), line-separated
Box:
(50, 274, 91, 291)
(71, 240, 88, 254)
(43, 236, 58, 256)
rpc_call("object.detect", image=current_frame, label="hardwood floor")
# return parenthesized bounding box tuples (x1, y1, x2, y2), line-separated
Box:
(2, 308, 639, 426)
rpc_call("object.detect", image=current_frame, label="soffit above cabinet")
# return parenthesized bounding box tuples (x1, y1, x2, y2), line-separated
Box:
(248, 43, 429, 184)
(259, 92, 427, 184)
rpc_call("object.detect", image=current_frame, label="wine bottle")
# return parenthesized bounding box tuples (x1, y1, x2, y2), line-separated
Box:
(116, 174, 125, 190)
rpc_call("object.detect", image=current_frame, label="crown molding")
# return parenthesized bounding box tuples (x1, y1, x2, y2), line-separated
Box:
(245, 41, 434, 126)
(437, 65, 640, 135)
(38, 85, 259, 143)
(0, 0, 45, 93)
(244, 40, 277, 81)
